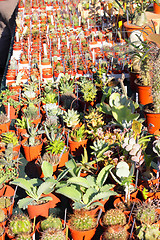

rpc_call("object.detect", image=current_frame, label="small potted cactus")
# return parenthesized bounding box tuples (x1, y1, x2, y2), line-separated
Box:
(15, 233, 32, 240)
(41, 228, 66, 240)
(6, 213, 32, 238)
(135, 202, 160, 239)
(68, 209, 97, 240)
(100, 209, 128, 240)
(37, 215, 63, 235)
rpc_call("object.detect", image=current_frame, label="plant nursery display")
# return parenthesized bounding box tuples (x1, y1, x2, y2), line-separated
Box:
(0, 0, 160, 239)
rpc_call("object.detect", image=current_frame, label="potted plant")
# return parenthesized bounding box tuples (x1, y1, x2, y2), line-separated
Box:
(68, 124, 88, 157)
(67, 209, 97, 240)
(41, 229, 66, 240)
(10, 161, 62, 219)
(135, 201, 160, 239)
(21, 121, 44, 162)
(117, 0, 157, 39)
(143, 43, 160, 134)
(56, 164, 117, 213)
(0, 112, 11, 134)
(6, 213, 33, 238)
(100, 209, 129, 240)
(0, 131, 20, 153)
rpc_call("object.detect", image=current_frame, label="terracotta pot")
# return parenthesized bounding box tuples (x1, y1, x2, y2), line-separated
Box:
(27, 199, 50, 219)
(0, 185, 15, 197)
(4, 104, 20, 120)
(68, 139, 88, 157)
(154, 2, 160, 14)
(0, 121, 11, 134)
(144, 103, 160, 134)
(21, 138, 43, 162)
(68, 220, 97, 240)
(135, 80, 153, 105)
(124, 21, 158, 41)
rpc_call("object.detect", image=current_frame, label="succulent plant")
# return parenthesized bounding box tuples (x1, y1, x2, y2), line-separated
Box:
(136, 223, 160, 240)
(15, 233, 32, 240)
(102, 209, 126, 226)
(0, 112, 10, 124)
(0, 196, 12, 208)
(63, 109, 80, 128)
(41, 228, 66, 240)
(8, 214, 32, 235)
(0, 208, 6, 222)
(135, 202, 158, 225)
(69, 210, 97, 231)
(41, 215, 62, 231)
(103, 225, 128, 240)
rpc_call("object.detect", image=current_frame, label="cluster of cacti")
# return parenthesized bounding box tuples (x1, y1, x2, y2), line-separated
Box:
(9, 214, 32, 235)
(0, 209, 5, 222)
(103, 225, 129, 240)
(102, 209, 126, 226)
(15, 233, 32, 240)
(41, 228, 66, 240)
(136, 223, 160, 240)
(69, 210, 97, 231)
(0, 196, 11, 208)
(135, 202, 158, 225)
(41, 215, 62, 231)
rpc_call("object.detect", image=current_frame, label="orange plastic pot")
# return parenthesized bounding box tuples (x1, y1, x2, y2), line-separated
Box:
(144, 103, 160, 134)
(68, 220, 97, 240)
(4, 104, 20, 120)
(0, 185, 15, 197)
(21, 138, 43, 162)
(124, 21, 158, 41)
(0, 121, 11, 134)
(68, 139, 88, 157)
(154, 2, 160, 14)
(58, 150, 69, 168)
(27, 199, 50, 219)
(135, 81, 153, 105)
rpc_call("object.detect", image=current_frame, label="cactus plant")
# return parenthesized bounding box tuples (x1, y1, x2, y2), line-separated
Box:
(103, 225, 128, 240)
(0, 196, 12, 208)
(136, 223, 160, 240)
(41, 228, 66, 240)
(0, 208, 6, 222)
(135, 202, 158, 225)
(15, 233, 32, 240)
(69, 210, 97, 231)
(102, 209, 126, 226)
(41, 215, 62, 231)
(8, 214, 32, 235)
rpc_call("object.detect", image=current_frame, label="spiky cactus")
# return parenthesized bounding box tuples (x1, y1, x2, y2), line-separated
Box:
(102, 209, 126, 226)
(0, 209, 5, 222)
(69, 210, 97, 231)
(41, 228, 66, 240)
(135, 202, 158, 225)
(103, 225, 128, 240)
(9, 214, 32, 235)
(137, 223, 160, 240)
(41, 216, 62, 231)
(15, 233, 32, 240)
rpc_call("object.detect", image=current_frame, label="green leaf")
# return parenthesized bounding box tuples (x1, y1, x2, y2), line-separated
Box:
(18, 197, 34, 209)
(37, 181, 55, 197)
(56, 186, 82, 202)
(39, 196, 52, 202)
(85, 175, 96, 188)
(88, 191, 117, 205)
(42, 161, 53, 178)
(83, 188, 97, 205)
(10, 178, 34, 193)
(67, 177, 90, 188)
(100, 184, 115, 192)
(96, 165, 113, 188)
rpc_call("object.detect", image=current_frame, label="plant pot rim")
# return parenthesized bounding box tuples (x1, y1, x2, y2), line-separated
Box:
(143, 103, 160, 114)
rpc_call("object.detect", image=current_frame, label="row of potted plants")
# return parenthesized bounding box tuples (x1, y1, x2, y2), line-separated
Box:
(1, 0, 160, 239)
